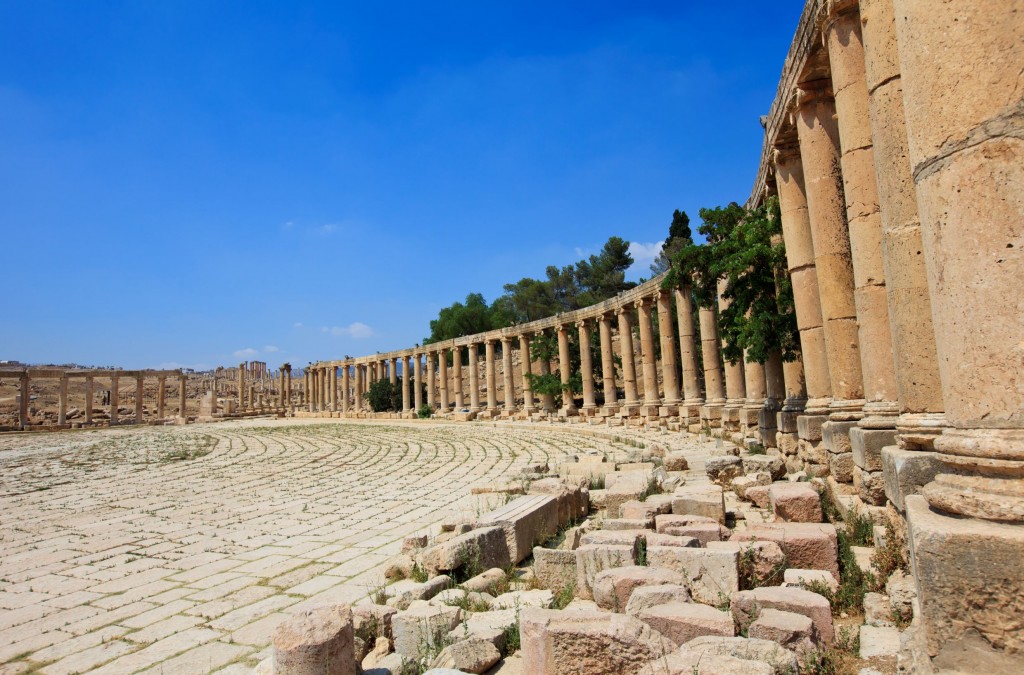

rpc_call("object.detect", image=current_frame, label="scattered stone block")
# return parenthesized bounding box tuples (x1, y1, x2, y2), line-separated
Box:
(768, 483, 823, 523)
(621, 496, 672, 520)
(730, 587, 833, 645)
(681, 635, 800, 675)
(272, 604, 356, 675)
(880, 448, 941, 511)
(403, 535, 429, 552)
(661, 522, 729, 545)
(672, 485, 726, 524)
(625, 584, 691, 616)
(604, 518, 655, 531)
(707, 540, 785, 588)
(420, 526, 511, 576)
(705, 456, 745, 486)
(654, 514, 716, 533)
(782, 569, 838, 594)
(663, 452, 689, 471)
(859, 625, 901, 658)
(605, 475, 653, 520)
(353, 604, 398, 641)
(431, 637, 502, 674)
(592, 566, 685, 612)
(532, 547, 576, 591)
(576, 544, 636, 599)
(529, 478, 590, 525)
(743, 455, 786, 481)
(453, 609, 518, 651)
(734, 523, 839, 579)
(732, 473, 771, 501)
(636, 602, 734, 646)
(461, 568, 507, 594)
(491, 589, 553, 610)
(392, 602, 462, 660)
(430, 589, 493, 610)
(885, 571, 915, 623)
(645, 546, 739, 605)
(386, 575, 452, 610)
(748, 608, 815, 654)
(636, 649, 773, 675)
(521, 608, 672, 675)
(746, 485, 771, 508)
(478, 495, 560, 564)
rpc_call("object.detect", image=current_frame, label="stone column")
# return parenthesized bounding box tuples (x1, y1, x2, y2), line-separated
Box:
(178, 373, 187, 419)
(452, 346, 464, 410)
(718, 279, 747, 440)
(330, 367, 338, 412)
(698, 305, 726, 426)
(656, 290, 680, 408)
(859, 0, 945, 451)
(157, 376, 166, 419)
(353, 365, 363, 413)
(426, 352, 436, 410)
(636, 296, 661, 414)
(518, 334, 534, 414)
(577, 320, 596, 411)
(796, 78, 865, 478)
(675, 287, 703, 426)
(85, 375, 94, 423)
(58, 375, 68, 425)
(534, 331, 556, 412)
(741, 351, 767, 445)
(468, 343, 480, 410)
(556, 324, 576, 414)
(484, 341, 497, 412)
(501, 338, 515, 412)
(400, 357, 409, 414)
(238, 363, 246, 411)
(390, 358, 398, 387)
(763, 351, 786, 450)
(285, 366, 292, 412)
(599, 313, 618, 413)
(110, 375, 119, 424)
(890, 0, 1024, 661)
(135, 375, 145, 424)
(617, 306, 639, 408)
(413, 354, 423, 412)
(322, 368, 329, 412)
(439, 349, 450, 412)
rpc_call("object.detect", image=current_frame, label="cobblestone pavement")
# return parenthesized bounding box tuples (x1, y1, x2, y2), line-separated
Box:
(0, 418, 642, 674)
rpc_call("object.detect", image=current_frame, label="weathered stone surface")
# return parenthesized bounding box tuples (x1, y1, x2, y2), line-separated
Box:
(272, 604, 356, 675)
(662, 522, 729, 545)
(663, 452, 689, 472)
(621, 496, 672, 520)
(478, 495, 560, 564)
(625, 584, 691, 617)
(829, 451, 855, 483)
(461, 568, 507, 594)
(863, 592, 894, 627)
(605, 475, 653, 520)
(430, 589, 493, 610)
(636, 602, 733, 646)
(431, 637, 501, 674)
(682, 635, 800, 675)
(859, 625, 900, 658)
(782, 569, 838, 594)
(386, 575, 452, 610)
(881, 447, 941, 512)
(491, 589, 553, 610)
(730, 587, 833, 645)
(353, 604, 399, 641)
(604, 518, 655, 531)
(748, 608, 815, 654)
(732, 473, 771, 501)
(580, 529, 646, 547)
(645, 546, 739, 605)
(392, 602, 462, 660)
(734, 523, 839, 579)
(768, 483, 823, 523)
(885, 570, 915, 623)
(707, 540, 786, 588)
(420, 526, 511, 575)
(521, 608, 672, 675)
(635, 649, 773, 675)
(705, 456, 745, 486)
(746, 485, 771, 508)
(453, 609, 518, 652)
(529, 478, 589, 526)
(854, 466, 887, 506)
(849, 427, 896, 472)
(593, 566, 685, 612)
(743, 455, 787, 481)
(672, 485, 726, 524)
(654, 514, 716, 533)
(532, 547, 576, 591)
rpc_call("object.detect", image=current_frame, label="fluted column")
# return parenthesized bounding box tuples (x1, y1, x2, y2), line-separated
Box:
(414, 354, 423, 412)
(110, 375, 119, 424)
(656, 290, 680, 406)
(501, 338, 515, 412)
(617, 306, 639, 407)
(452, 346, 464, 410)
(577, 320, 596, 410)
(698, 305, 726, 425)
(636, 296, 661, 411)
(485, 340, 498, 412)
(58, 375, 68, 425)
(468, 343, 480, 410)
(157, 376, 166, 419)
(599, 313, 617, 412)
(426, 352, 436, 410)
(519, 334, 534, 413)
(85, 375, 94, 423)
(557, 324, 576, 414)
(439, 349, 449, 412)
(178, 373, 187, 419)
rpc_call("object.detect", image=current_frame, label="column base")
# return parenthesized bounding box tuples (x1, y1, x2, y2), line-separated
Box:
(896, 412, 948, 451)
(822, 420, 858, 483)
(700, 404, 723, 428)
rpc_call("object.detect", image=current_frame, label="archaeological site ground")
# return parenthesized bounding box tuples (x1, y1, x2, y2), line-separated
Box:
(2, 0, 1022, 674)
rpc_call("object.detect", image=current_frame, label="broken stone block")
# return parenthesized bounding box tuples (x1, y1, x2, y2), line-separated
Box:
(478, 494, 561, 564)
(521, 608, 672, 675)
(453, 609, 518, 652)
(863, 592, 894, 627)
(431, 637, 502, 674)
(732, 473, 772, 501)
(419, 526, 511, 576)
(460, 568, 507, 594)
(575, 544, 635, 600)
(621, 496, 672, 520)
(672, 484, 726, 524)
(743, 455, 787, 481)
(529, 478, 590, 525)
(625, 584, 691, 616)
(748, 608, 815, 654)
(386, 575, 452, 610)
(707, 540, 786, 588)
(782, 568, 838, 594)
(829, 451, 855, 483)
(532, 547, 576, 591)
(734, 523, 839, 579)
(849, 427, 896, 472)
(272, 604, 356, 675)
(730, 586, 834, 645)
(636, 649, 773, 675)
(859, 624, 901, 658)
(746, 485, 771, 508)
(392, 602, 462, 660)
(663, 452, 689, 471)
(645, 545, 739, 606)
(581, 529, 646, 547)
(605, 475, 653, 520)
(661, 522, 730, 545)
(681, 635, 800, 675)
(592, 566, 685, 612)
(636, 602, 734, 646)
(853, 465, 888, 506)
(604, 518, 655, 531)
(768, 483, 823, 523)
(352, 604, 399, 641)
(430, 589, 493, 610)
(885, 570, 915, 623)
(491, 589, 553, 610)
(705, 456, 745, 486)
(654, 514, 716, 533)
(880, 447, 941, 511)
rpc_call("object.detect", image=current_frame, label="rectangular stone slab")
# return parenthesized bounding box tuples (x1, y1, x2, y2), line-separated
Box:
(478, 494, 559, 564)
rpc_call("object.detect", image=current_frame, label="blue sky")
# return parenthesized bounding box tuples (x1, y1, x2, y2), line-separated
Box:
(0, 1, 804, 370)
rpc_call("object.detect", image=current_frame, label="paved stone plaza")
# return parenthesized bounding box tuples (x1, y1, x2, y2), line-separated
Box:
(0, 419, 638, 674)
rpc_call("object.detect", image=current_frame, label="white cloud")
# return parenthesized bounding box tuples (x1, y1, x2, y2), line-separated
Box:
(233, 347, 258, 358)
(325, 322, 375, 339)
(293, 322, 303, 329)
(282, 221, 294, 229)
(628, 240, 665, 267)
(317, 223, 338, 235)
(264, 345, 279, 353)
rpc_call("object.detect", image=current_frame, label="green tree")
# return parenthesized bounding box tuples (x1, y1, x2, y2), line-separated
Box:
(424, 293, 494, 344)
(365, 378, 401, 412)
(650, 210, 692, 275)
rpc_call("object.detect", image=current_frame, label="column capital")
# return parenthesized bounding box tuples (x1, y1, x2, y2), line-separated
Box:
(635, 294, 654, 309)
(575, 317, 592, 329)
(820, 0, 859, 32)
(796, 79, 834, 109)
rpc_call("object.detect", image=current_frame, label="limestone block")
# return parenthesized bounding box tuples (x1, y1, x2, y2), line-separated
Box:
(453, 609, 518, 651)
(664, 452, 689, 471)
(353, 604, 399, 641)
(850, 427, 896, 472)
(625, 584, 691, 616)
(532, 547, 576, 591)
(580, 530, 645, 547)
(881, 447, 941, 511)
(461, 568, 507, 594)
(661, 522, 729, 545)
(906, 494, 1024, 656)
(592, 566, 685, 612)
(863, 592, 894, 627)
(621, 495, 673, 520)
(734, 523, 839, 579)
(797, 415, 826, 442)
(386, 575, 452, 610)
(743, 455, 786, 481)
(431, 637, 501, 674)
(885, 570, 915, 623)
(654, 514, 715, 533)
(588, 488, 608, 510)
(521, 608, 672, 675)
(529, 478, 589, 525)
(420, 526, 511, 575)
(746, 485, 771, 508)
(730, 587, 833, 645)
(705, 456, 745, 486)
(645, 546, 739, 606)
(679, 635, 798, 675)
(822, 421, 856, 455)
(768, 483, 823, 523)
(478, 495, 560, 564)
(429, 589, 493, 610)
(853, 466, 887, 506)
(707, 540, 785, 588)
(490, 589, 553, 611)
(272, 604, 356, 675)
(732, 473, 772, 501)
(782, 569, 838, 594)
(636, 650, 773, 675)
(748, 608, 815, 654)
(605, 476, 651, 520)
(672, 485, 726, 524)
(859, 625, 900, 658)
(644, 533, 701, 548)
(575, 544, 635, 600)
(828, 452, 855, 483)
(392, 602, 462, 660)
(637, 602, 733, 646)
(604, 518, 655, 531)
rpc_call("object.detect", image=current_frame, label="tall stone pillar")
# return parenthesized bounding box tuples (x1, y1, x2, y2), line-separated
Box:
(439, 349, 450, 412)
(58, 375, 68, 425)
(414, 354, 423, 412)
(426, 352, 436, 410)
(322, 368, 329, 411)
(85, 375, 94, 423)
(452, 346, 464, 410)
(501, 338, 515, 413)
(577, 320, 596, 411)
(796, 78, 865, 479)
(889, 0, 1024, 661)
(635, 296, 661, 414)
(402, 357, 412, 414)
(110, 375, 119, 424)
(656, 290, 680, 408)
(675, 286, 703, 426)
(157, 376, 166, 419)
(617, 306, 639, 409)
(341, 365, 350, 413)
(556, 324, 576, 414)
(178, 374, 187, 419)
(859, 0, 945, 452)
(390, 358, 398, 387)
(330, 367, 338, 412)
(518, 334, 534, 414)
(353, 365, 363, 413)
(238, 363, 246, 411)
(485, 341, 498, 412)
(468, 343, 480, 410)
(135, 375, 145, 424)
(718, 279, 747, 441)
(284, 366, 292, 412)
(741, 352, 767, 446)
(599, 313, 618, 413)
(698, 306, 726, 427)
(763, 351, 786, 450)
(534, 331, 556, 413)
